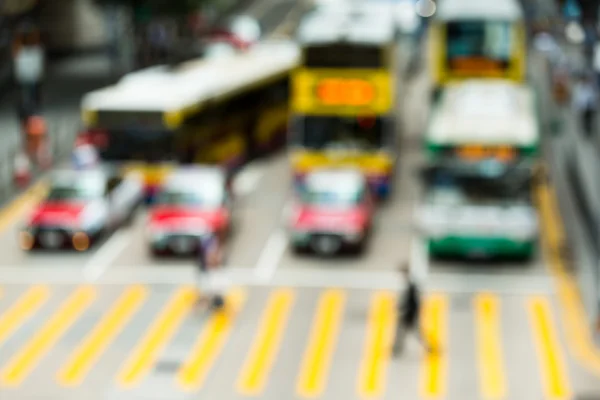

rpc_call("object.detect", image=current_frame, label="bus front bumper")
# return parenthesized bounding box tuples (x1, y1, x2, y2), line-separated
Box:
(428, 236, 536, 259)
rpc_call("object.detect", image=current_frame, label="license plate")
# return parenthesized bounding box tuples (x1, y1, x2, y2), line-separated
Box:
(41, 232, 63, 248)
(170, 238, 193, 253)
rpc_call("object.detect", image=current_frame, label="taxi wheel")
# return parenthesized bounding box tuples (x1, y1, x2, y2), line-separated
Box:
(291, 244, 308, 255)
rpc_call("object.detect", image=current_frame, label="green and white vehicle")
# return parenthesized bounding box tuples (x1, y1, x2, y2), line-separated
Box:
(418, 160, 538, 260)
(425, 79, 539, 160)
(420, 79, 540, 260)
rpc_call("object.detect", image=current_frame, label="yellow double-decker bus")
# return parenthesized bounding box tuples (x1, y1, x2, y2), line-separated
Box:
(290, 6, 399, 198)
(430, 0, 526, 93)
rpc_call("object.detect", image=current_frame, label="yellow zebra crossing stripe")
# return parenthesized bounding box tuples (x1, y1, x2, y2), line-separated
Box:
(474, 293, 506, 399)
(177, 288, 247, 390)
(117, 286, 197, 388)
(357, 291, 395, 398)
(528, 296, 571, 399)
(296, 289, 346, 398)
(1, 286, 96, 386)
(420, 294, 448, 399)
(0, 286, 48, 348)
(58, 285, 148, 386)
(237, 288, 295, 396)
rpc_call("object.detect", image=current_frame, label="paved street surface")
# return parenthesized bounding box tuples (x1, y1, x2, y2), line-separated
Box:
(0, 2, 598, 399)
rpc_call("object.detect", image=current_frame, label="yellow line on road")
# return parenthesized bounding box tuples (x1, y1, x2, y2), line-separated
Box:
(237, 288, 295, 396)
(177, 288, 247, 391)
(474, 293, 506, 399)
(1, 286, 95, 386)
(357, 291, 395, 398)
(536, 179, 600, 374)
(0, 286, 48, 347)
(420, 294, 448, 399)
(296, 289, 346, 398)
(0, 181, 47, 234)
(527, 296, 571, 399)
(58, 285, 148, 386)
(117, 286, 197, 388)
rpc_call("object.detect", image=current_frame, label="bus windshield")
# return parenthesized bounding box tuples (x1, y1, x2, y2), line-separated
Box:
(303, 45, 384, 68)
(425, 166, 530, 205)
(446, 21, 512, 63)
(97, 129, 176, 162)
(298, 116, 384, 150)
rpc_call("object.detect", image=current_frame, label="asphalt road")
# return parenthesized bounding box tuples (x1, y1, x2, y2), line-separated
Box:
(0, 2, 597, 399)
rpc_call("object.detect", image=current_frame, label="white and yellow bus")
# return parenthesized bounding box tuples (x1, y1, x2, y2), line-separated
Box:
(80, 41, 300, 201)
(430, 0, 526, 92)
(290, 6, 399, 198)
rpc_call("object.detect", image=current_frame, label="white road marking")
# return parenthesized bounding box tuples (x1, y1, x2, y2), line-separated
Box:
(410, 236, 429, 284)
(233, 162, 266, 197)
(83, 229, 132, 281)
(0, 266, 555, 294)
(253, 229, 288, 282)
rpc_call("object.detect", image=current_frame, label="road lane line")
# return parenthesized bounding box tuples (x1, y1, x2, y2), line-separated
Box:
(254, 230, 287, 283)
(474, 294, 506, 399)
(177, 288, 247, 391)
(0, 286, 49, 346)
(536, 179, 600, 374)
(420, 294, 448, 399)
(83, 229, 133, 281)
(58, 285, 148, 386)
(296, 289, 346, 398)
(1, 286, 96, 386)
(357, 291, 395, 398)
(527, 296, 571, 399)
(0, 181, 47, 234)
(410, 235, 429, 283)
(117, 286, 197, 388)
(233, 162, 266, 197)
(237, 288, 295, 395)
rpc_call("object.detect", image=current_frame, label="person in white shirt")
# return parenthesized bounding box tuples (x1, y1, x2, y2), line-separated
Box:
(572, 74, 598, 138)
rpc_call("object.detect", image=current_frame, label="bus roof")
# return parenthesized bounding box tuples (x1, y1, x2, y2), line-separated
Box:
(435, 0, 523, 21)
(81, 40, 300, 114)
(427, 80, 538, 147)
(297, 6, 395, 45)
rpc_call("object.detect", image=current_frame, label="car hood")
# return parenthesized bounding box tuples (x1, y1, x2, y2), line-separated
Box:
(292, 206, 368, 231)
(29, 202, 87, 226)
(148, 206, 227, 232)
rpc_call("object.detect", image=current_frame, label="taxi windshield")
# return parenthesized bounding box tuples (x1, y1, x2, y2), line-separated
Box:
(301, 188, 360, 207)
(156, 188, 222, 208)
(46, 184, 103, 201)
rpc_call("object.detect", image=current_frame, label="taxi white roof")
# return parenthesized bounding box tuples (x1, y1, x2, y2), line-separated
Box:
(427, 80, 538, 146)
(297, 6, 395, 45)
(81, 40, 300, 113)
(436, 0, 523, 21)
(164, 167, 226, 190)
(305, 169, 366, 192)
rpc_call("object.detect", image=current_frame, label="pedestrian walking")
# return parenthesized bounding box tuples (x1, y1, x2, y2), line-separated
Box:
(195, 233, 225, 310)
(12, 22, 44, 114)
(392, 262, 433, 356)
(572, 73, 598, 138)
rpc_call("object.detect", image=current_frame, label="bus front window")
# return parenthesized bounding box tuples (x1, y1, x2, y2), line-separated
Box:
(97, 129, 176, 162)
(446, 21, 512, 66)
(300, 116, 384, 151)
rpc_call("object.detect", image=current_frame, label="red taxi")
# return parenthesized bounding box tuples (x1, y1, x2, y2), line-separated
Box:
(288, 169, 374, 255)
(146, 167, 232, 256)
(20, 167, 143, 251)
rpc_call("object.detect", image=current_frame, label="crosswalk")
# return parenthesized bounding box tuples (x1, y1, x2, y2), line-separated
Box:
(0, 284, 578, 399)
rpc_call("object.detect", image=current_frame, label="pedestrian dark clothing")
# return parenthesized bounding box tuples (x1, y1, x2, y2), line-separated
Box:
(399, 281, 420, 327)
